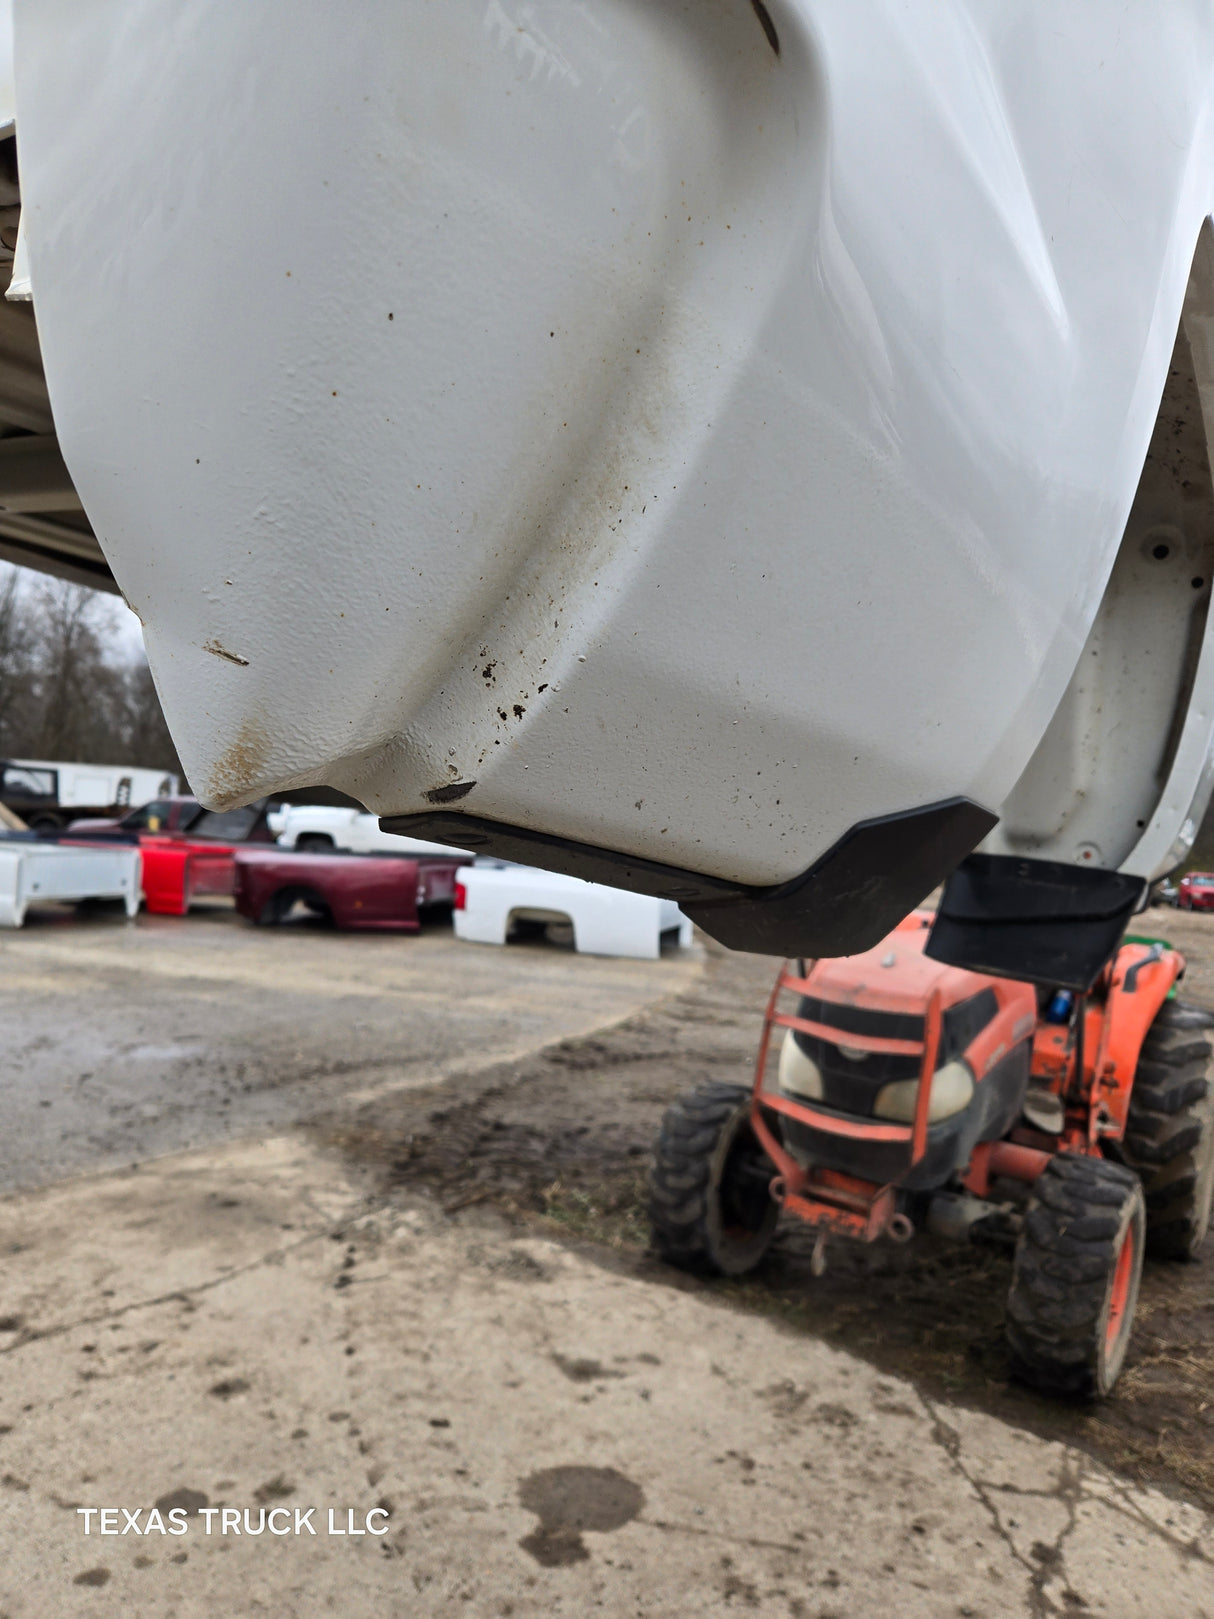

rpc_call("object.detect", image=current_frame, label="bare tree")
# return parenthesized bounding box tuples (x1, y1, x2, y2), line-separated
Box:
(0, 568, 33, 748)
(0, 569, 181, 774)
(118, 661, 181, 773)
(29, 579, 108, 758)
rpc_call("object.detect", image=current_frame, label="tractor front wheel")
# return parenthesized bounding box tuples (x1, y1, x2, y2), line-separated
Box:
(1005, 1154, 1145, 1398)
(649, 1083, 779, 1276)
(1119, 999, 1214, 1260)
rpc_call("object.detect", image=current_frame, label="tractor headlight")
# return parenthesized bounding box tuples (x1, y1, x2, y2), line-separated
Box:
(873, 1060, 974, 1123)
(777, 1030, 823, 1099)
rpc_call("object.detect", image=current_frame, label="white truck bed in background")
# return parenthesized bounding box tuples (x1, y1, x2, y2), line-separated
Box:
(0, 841, 140, 927)
(275, 805, 467, 859)
(454, 862, 692, 961)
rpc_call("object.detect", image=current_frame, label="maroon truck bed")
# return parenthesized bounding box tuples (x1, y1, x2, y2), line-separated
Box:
(233, 847, 471, 931)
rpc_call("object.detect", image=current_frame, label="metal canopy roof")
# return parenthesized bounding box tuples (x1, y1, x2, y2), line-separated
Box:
(0, 133, 113, 594)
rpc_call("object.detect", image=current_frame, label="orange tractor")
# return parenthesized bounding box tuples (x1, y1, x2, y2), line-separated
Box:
(650, 909, 1214, 1397)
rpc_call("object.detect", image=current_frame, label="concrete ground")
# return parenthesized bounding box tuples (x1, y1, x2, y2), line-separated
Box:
(0, 904, 1211, 1617)
(1, 1137, 1210, 1619)
(0, 904, 699, 1192)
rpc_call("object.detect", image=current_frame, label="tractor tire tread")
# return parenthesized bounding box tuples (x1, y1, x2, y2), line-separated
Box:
(1152, 1000, 1214, 1027)
(1122, 1118, 1206, 1165)
(1143, 1173, 1198, 1213)
(648, 1083, 777, 1277)
(1121, 1002, 1214, 1260)
(1005, 1154, 1144, 1398)
(1030, 1247, 1117, 1286)
(1129, 1072, 1209, 1114)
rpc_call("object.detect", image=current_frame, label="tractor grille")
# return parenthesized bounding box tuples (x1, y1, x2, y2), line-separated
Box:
(797, 996, 924, 1044)
(789, 990, 996, 1117)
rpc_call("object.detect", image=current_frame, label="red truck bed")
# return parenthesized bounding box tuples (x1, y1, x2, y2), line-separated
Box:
(233, 847, 471, 931)
(65, 832, 237, 916)
(139, 836, 237, 916)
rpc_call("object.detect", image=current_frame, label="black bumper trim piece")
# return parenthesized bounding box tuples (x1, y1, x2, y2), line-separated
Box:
(926, 853, 1148, 991)
(380, 796, 997, 958)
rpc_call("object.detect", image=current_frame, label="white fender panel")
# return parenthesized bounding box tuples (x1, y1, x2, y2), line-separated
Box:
(14, 2, 1214, 888)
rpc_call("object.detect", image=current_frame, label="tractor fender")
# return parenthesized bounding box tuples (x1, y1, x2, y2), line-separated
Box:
(1091, 942, 1184, 1141)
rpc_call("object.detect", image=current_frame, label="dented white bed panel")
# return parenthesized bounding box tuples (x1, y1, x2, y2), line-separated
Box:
(454, 862, 691, 960)
(0, 841, 140, 927)
(14, 2, 1214, 890)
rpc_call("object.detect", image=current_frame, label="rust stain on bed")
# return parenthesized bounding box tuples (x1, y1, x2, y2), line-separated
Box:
(207, 716, 271, 808)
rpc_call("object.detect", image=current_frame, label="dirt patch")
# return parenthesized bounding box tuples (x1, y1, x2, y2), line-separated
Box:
(321, 908, 1214, 1516)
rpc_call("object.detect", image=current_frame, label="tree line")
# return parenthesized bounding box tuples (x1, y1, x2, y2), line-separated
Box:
(0, 570, 182, 774)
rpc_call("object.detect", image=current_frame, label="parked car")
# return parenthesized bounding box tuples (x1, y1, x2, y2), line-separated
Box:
(0, 759, 178, 834)
(1152, 879, 1181, 907)
(234, 846, 471, 931)
(274, 804, 465, 858)
(70, 796, 196, 837)
(1177, 872, 1214, 910)
(69, 796, 276, 842)
(454, 861, 692, 960)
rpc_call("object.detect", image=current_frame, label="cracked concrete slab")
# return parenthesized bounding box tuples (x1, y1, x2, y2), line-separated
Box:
(0, 1136, 1210, 1618)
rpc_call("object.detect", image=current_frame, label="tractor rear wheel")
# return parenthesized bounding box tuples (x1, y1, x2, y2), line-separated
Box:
(1005, 1154, 1145, 1398)
(649, 1083, 779, 1277)
(1120, 999, 1214, 1260)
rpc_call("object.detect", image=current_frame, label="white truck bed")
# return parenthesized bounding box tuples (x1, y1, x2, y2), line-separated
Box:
(275, 804, 467, 859)
(16, 4, 1214, 957)
(454, 862, 692, 961)
(0, 840, 141, 927)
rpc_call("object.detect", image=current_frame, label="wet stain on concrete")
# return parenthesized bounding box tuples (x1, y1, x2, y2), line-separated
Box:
(208, 1378, 250, 1399)
(551, 1353, 623, 1384)
(154, 1487, 209, 1517)
(518, 1465, 644, 1566)
(73, 1567, 111, 1586)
